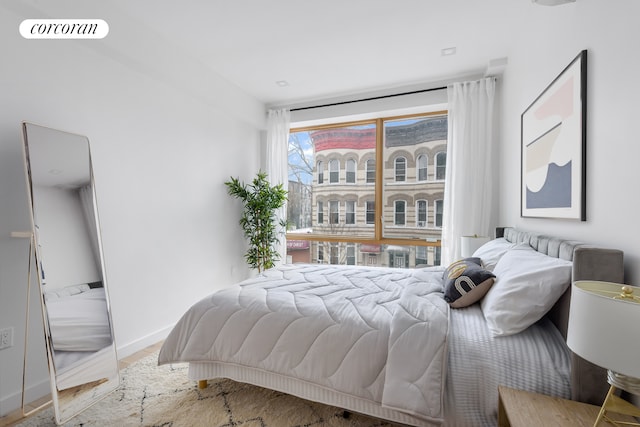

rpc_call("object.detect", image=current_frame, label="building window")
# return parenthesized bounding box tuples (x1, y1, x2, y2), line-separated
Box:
(346, 243, 356, 265)
(318, 244, 324, 263)
(416, 246, 427, 265)
(329, 159, 340, 183)
(395, 157, 406, 182)
(436, 152, 446, 180)
(434, 246, 442, 266)
(435, 199, 443, 228)
(366, 201, 375, 225)
(329, 200, 339, 224)
(416, 200, 427, 227)
(330, 243, 339, 264)
(394, 200, 406, 226)
(389, 250, 408, 268)
(417, 154, 428, 181)
(366, 159, 375, 184)
(346, 159, 356, 183)
(317, 160, 324, 184)
(317, 201, 323, 224)
(367, 253, 377, 266)
(346, 200, 356, 225)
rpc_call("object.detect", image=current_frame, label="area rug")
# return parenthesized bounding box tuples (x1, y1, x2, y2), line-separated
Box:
(15, 351, 403, 426)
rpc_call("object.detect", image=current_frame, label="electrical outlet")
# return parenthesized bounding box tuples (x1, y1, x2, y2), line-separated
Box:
(0, 327, 14, 350)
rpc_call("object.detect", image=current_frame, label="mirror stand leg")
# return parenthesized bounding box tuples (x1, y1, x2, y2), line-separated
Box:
(21, 237, 52, 418)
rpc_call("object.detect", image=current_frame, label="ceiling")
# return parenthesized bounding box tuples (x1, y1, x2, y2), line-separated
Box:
(9, 0, 563, 108)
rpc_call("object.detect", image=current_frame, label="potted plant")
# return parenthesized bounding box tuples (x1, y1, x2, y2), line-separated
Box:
(225, 171, 288, 272)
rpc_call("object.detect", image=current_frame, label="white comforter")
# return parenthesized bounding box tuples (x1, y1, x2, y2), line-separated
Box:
(159, 264, 450, 423)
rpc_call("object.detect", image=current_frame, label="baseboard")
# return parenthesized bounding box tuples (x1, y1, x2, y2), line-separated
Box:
(0, 325, 175, 418)
(0, 377, 50, 418)
(116, 324, 174, 360)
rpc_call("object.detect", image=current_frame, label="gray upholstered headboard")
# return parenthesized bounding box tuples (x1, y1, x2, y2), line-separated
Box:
(496, 227, 624, 405)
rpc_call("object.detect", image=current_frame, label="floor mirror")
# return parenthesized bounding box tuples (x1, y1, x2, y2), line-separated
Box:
(21, 122, 119, 424)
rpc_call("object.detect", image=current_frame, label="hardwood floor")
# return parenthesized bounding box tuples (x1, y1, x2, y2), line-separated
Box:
(0, 341, 163, 427)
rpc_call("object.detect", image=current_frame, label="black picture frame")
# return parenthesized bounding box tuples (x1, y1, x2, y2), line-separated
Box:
(521, 50, 587, 221)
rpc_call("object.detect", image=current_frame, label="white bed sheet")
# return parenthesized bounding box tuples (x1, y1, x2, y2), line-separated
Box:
(45, 287, 112, 352)
(444, 304, 570, 426)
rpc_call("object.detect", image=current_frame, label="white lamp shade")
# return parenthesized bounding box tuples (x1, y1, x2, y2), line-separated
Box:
(567, 281, 640, 379)
(460, 235, 490, 258)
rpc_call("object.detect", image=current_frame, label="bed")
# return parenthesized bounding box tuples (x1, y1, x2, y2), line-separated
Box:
(43, 282, 114, 390)
(158, 227, 623, 426)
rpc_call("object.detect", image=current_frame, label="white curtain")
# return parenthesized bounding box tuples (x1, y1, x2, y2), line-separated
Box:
(441, 78, 496, 265)
(266, 108, 291, 265)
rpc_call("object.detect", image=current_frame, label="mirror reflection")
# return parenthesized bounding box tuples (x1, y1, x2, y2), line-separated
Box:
(22, 122, 119, 424)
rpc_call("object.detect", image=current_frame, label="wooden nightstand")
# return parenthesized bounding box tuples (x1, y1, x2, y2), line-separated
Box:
(498, 386, 638, 426)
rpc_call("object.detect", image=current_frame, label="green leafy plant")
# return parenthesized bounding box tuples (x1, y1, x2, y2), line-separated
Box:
(225, 171, 288, 272)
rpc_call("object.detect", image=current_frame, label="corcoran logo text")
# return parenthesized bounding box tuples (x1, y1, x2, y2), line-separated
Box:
(20, 19, 109, 39)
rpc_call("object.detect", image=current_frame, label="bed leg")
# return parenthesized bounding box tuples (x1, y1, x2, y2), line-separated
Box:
(342, 410, 351, 419)
(198, 380, 208, 389)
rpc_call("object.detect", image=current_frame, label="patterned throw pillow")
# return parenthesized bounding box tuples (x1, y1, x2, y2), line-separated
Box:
(443, 258, 496, 308)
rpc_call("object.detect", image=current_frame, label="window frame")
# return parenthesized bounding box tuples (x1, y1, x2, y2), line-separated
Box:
(329, 200, 339, 225)
(435, 151, 446, 181)
(365, 159, 376, 184)
(286, 110, 446, 251)
(394, 156, 407, 182)
(346, 158, 356, 184)
(394, 200, 406, 226)
(416, 199, 427, 227)
(345, 200, 356, 225)
(329, 159, 340, 183)
(417, 154, 428, 182)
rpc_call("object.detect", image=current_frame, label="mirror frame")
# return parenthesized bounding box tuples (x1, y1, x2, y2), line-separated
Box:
(21, 122, 119, 424)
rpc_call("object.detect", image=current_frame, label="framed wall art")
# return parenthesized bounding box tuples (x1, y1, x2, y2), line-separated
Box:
(521, 50, 587, 220)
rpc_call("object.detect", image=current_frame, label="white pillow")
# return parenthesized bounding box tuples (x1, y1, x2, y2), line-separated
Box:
(472, 237, 517, 271)
(480, 244, 572, 337)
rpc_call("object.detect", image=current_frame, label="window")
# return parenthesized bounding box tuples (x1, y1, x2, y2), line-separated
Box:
(434, 246, 442, 266)
(436, 152, 446, 180)
(346, 243, 356, 265)
(346, 159, 356, 183)
(366, 201, 375, 225)
(367, 253, 377, 266)
(317, 160, 324, 184)
(330, 243, 339, 264)
(435, 199, 443, 228)
(286, 112, 447, 268)
(346, 200, 355, 225)
(394, 200, 406, 226)
(389, 250, 408, 268)
(366, 159, 375, 184)
(416, 246, 427, 265)
(394, 157, 406, 182)
(318, 244, 324, 263)
(329, 200, 339, 225)
(417, 154, 428, 181)
(416, 200, 427, 227)
(317, 201, 324, 224)
(329, 159, 340, 183)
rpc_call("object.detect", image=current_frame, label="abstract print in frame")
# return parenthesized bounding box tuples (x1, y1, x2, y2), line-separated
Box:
(521, 50, 587, 220)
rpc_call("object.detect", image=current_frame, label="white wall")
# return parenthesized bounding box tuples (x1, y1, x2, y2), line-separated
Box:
(498, 0, 640, 283)
(0, 7, 264, 417)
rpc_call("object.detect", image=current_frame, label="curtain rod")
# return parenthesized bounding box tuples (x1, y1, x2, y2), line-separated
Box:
(289, 86, 447, 112)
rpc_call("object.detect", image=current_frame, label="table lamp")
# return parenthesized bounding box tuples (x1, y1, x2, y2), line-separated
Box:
(567, 280, 640, 426)
(460, 235, 490, 258)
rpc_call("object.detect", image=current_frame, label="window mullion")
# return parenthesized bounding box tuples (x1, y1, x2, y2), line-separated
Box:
(375, 118, 383, 241)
